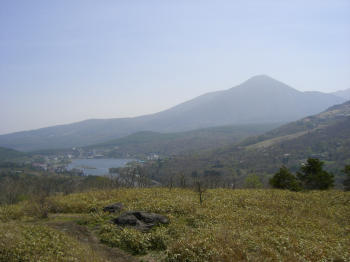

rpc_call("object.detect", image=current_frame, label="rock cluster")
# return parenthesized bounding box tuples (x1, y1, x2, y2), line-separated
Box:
(103, 202, 124, 213)
(112, 211, 169, 231)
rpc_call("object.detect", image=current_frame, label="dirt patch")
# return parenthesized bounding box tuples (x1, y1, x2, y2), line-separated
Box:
(47, 219, 139, 262)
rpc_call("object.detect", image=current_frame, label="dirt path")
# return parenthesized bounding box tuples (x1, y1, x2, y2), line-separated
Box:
(46, 217, 140, 262)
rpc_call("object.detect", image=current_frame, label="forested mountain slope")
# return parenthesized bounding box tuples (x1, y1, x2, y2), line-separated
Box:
(0, 147, 26, 162)
(146, 101, 350, 184)
(85, 123, 281, 158)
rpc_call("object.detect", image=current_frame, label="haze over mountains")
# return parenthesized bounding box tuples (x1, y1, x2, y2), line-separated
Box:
(0, 75, 345, 151)
(332, 88, 350, 100)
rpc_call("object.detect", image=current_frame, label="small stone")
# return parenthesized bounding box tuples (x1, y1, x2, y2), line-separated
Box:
(103, 202, 123, 213)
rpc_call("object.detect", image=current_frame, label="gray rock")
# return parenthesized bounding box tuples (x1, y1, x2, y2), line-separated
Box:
(113, 211, 169, 231)
(103, 202, 123, 213)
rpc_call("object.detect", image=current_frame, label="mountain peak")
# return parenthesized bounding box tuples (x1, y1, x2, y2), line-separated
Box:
(247, 74, 275, 81)
(0, 75, 345, 151)
(242, 74, 282, 85)
(236, 75, 294, 92)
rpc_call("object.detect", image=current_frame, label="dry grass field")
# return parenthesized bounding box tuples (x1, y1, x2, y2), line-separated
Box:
(1, 188, 349, 261)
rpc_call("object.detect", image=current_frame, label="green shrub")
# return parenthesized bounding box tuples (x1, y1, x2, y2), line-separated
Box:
(297, 158, 334, 190)
(244, 174, 263, 188)
(269, 166, 301, 191)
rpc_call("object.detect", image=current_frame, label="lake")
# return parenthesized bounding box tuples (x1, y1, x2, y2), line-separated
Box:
(67, 158, 134, 176)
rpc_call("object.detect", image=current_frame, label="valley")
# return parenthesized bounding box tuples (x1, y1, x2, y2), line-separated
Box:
(2, 2, 350, 261)
(1, 77, 349, 262)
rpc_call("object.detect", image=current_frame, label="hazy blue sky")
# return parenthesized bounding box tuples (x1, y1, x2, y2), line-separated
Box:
(1, 0, 349, 134)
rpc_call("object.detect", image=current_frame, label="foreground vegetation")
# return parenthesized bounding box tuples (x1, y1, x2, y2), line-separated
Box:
(1, 188, 349, 261)
(0, 223, 101, 262)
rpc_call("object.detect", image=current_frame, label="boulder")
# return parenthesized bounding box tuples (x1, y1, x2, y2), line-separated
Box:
(103, 202, 123, 213)
(113, 211, 169, 231)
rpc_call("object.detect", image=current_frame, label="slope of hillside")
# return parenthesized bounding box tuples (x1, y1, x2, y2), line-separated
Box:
(230, 116, 350, 174)
(146, 101, 350, 184)
(0, 147, 26, 162)
(0, 75, 344, 151)
(85, 123, 282, 158)
(240, 100, 350, 146)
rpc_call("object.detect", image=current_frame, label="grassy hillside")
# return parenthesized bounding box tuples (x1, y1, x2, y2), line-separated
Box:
(0, 223, 101, 262)
(219, 101, 350, 174)
(1, 188, 349, 261)
(86, 123, 282, 158)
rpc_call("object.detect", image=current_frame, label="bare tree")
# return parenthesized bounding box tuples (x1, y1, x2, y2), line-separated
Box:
(167, 175, 174, 191)
(0, 177, 22, 205)
(194, 179, 206, 205)
(178, 173, 187, 188)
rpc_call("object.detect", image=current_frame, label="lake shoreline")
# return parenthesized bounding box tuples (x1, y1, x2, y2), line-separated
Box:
(66, 158, 135, 176)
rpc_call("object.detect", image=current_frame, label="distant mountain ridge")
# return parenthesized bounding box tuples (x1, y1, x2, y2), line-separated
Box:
(0, 75, 345, 151)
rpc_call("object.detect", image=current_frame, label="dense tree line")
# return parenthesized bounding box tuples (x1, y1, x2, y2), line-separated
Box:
(270, 158, 339, 191)
(1, 157, 347, 208)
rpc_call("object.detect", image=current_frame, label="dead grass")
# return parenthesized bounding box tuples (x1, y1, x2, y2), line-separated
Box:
(48, 188, 350, 262)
